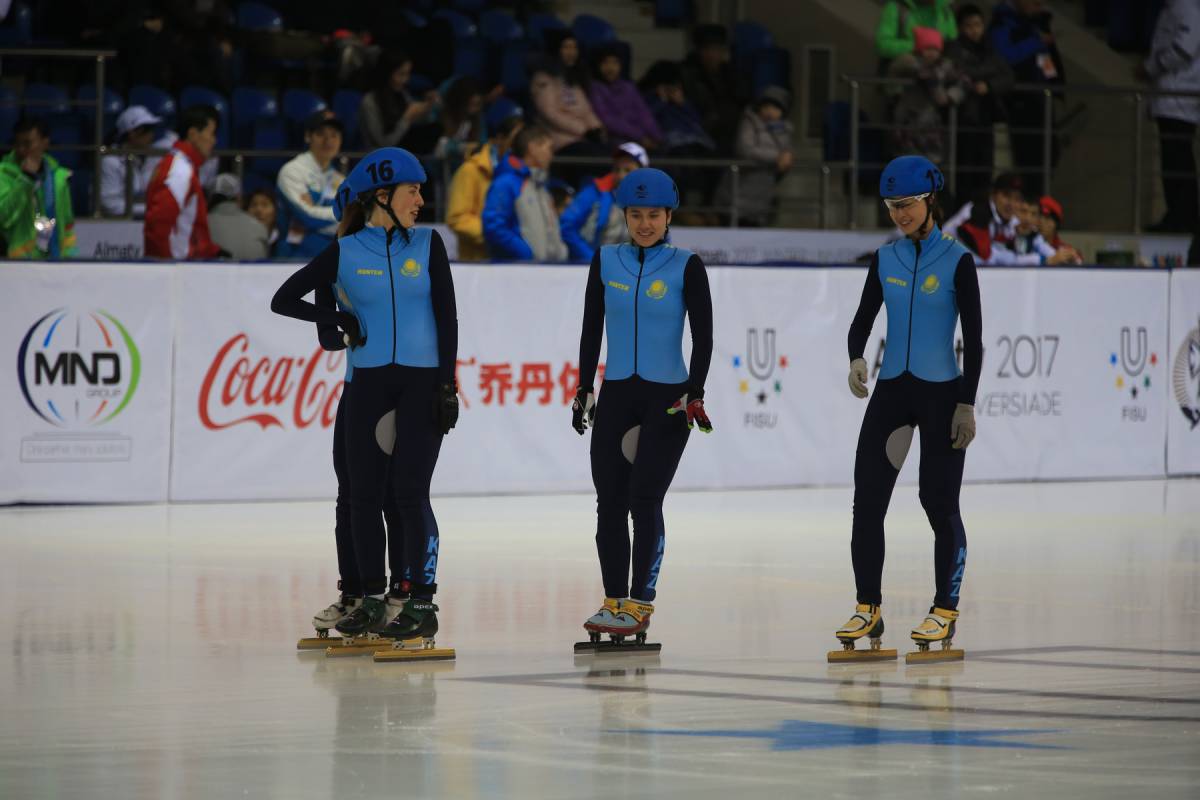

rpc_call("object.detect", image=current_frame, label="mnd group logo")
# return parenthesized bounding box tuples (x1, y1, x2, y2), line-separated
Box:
(16, 308, 141, 461)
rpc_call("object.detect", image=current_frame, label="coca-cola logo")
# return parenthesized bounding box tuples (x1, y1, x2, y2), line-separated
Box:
(199, 333, 344, 431)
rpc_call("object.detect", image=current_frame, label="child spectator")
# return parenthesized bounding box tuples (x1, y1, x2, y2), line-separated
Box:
(716, 86, 795, 227)
(482, 126, 568, 262)
(1037, 195, 1082, 262)
(876, 0, 959, 72)
(888, 26, 967, 163)
(447, 99, 524, 262)
(244, 188, 280, 257)
(587, 43, 661, 150)
(945, 4, 1014, 203)
(559, 142, 647, 263)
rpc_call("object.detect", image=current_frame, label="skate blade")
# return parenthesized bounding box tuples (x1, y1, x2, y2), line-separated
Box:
(574, 640, 662, 655)
(827, 647, 898, 663)
(297, 636, 343, 650)
(905, 647, 965, 665)
(324, 636, 387, 657)
(374, 645, 456, 663)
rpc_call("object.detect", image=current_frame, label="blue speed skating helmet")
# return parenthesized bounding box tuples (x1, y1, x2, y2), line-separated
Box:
(879, 155, 944, 199)
(615, 167, 680, 209)
(335, 147, 427, 221)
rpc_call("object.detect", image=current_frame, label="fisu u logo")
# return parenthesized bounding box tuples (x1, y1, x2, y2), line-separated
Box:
(746, 328, 777, 381)
(1120, 326, 1148, 377)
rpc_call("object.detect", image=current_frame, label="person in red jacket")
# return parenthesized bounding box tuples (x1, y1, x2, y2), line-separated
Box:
(144, 105, 222, 259)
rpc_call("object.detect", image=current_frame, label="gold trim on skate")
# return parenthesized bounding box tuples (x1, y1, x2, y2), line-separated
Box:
(827, 641, 898, 663)
(374, 636, 456, 662)
(905, 640, 965, 664)
(828, 603, 896, 662)
(297, 634, 344, 650)
(324, 634, 389, 657)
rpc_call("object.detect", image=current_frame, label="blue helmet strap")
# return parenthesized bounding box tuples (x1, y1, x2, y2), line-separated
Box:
(372, 186, 411, 245)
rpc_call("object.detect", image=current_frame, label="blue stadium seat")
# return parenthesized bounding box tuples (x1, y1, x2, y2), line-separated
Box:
(525, 12, 566, 47)
(751, 48, 791, 94)
(240, 171, 271, 198)
(0, 2, 33, 47)
(480, 10, 523, 44)
(48, 118, 82, 169)
(69, 166, 93, 220)
(129, 85, 177, 127)
(250, 118, 288, 178)
(23, 83, 71, 117)
(75, 86, 124, 141)
(232, 87, 277, 148)
(451, 0, 486, 13)
(180, 86, 230, 148)
(571, 14, 616, 48)
(432, 9, 477, 38)
(453, 37, 489, 82)
(823, 101, 884, 188)
(655, 0, 691, 28)
(734, 21, 773, 55)
(408, 74, 435, 96)
(0, 85, 20, 138)
(281, 89, 326, 144)
(500, 41, 533, 95)
(236, 1, 283, 32)
(332, 89, 363, 147)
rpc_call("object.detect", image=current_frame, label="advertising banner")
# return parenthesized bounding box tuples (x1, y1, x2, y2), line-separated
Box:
(1167, 269, 1200, 476)
(0, 263, 174, 503)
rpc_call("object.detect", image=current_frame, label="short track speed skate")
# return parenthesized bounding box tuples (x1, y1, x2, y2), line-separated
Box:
(827, 603, 898, 663)
(297, 593, 362, 650)
(325, 596, 405, 657)
(905, 606, 964, 664)
(374, 598, 456, 663)
(574, 599, 661, 655)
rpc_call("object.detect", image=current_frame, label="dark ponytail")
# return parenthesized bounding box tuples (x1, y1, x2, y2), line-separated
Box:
(338, 198, 367, 238)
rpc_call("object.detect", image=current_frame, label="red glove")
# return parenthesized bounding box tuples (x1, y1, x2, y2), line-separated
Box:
(667, 390, 712, 433)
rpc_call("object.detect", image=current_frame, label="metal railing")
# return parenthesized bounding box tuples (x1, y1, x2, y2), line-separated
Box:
(841, 74, 1200, 232)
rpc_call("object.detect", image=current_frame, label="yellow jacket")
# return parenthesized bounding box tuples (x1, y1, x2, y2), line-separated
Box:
(447, 145, 495, 262)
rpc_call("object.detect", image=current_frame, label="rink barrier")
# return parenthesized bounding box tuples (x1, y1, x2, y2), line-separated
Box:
(2, 262, 1198, 503)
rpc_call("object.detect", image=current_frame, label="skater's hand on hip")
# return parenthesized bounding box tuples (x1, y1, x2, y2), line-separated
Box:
(432, 382, 459, 434)
(848, 358, 869, 399)
(667, 389, 712, 433)
(951, 403, 975, 449)
(339, 313, 366, 349)
(571, 387, 596, 435)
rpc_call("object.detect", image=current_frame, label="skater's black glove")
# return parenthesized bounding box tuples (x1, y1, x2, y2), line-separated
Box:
(667, 387, 712, 433)
(338, 312, 366, 349)
(433, 381, 459, 434)
(571, 386, 596, 435)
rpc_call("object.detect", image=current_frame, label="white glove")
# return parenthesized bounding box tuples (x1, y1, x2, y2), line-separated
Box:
(848, 358, 869, 399)
(951, 403, 976, 449)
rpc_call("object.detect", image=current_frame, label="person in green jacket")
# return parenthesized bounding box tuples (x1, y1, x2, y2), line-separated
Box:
(876, 0, 959, 62)
(0, 116, 78, 259)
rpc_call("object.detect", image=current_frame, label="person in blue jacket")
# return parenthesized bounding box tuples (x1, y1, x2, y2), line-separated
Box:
(559, 142, 648, 263)
(572, 167, 714, 647)
(481, 125, 568, 262)
(834, 155, 983, 659)
(271, 147, 459, 646)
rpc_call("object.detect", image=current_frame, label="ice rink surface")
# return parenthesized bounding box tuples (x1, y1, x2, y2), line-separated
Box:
(1, 479, 1198, 799)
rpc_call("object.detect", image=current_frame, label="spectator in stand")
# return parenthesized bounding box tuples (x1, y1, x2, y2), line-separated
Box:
(888, 27, 967, 163)
(876, 0, 958, 71)
(951, 179, 1075, 265)
(547, 29, 591, 91)
(275, 110, 345, 260)
(945, 172, 1023, 245)
(990, 0, 1066, 196)
(529, 34, 606, 156)
(0, 116, 77, 259)
(1136, 0, 1200, 233)
(144, 105, 222, 260)
(207, 173, 269, 260)
(715, 86, 795, 227)
(1036, 195, 1082, 262)
(945, 4, 1014, 204)
(447, 99, 525, 262)
(359, 50, 441, 153)
(680, 24, 743, 155)
(639, 61, 717, 214)
(244, 188, 281, 257)
(559, 142, 648, 263)
(433, 76, 485, 161)
(588, 43, 662, 151)
(100, 106, 162, 218)
(482, 125, 568, 262)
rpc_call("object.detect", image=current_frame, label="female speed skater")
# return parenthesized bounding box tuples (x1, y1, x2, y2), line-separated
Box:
(571, 167, 714, 649)
(272, 146, 459, 648)
(832, 154, 983, 664)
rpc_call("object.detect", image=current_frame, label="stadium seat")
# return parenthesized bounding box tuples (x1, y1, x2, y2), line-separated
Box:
(232, 87, 277, 148)
(48, 118, 82, 169)
(453, 37, 489, 82)
(431, 9, 477, 38)
(236, 1, 283, 32)
(734, 21, 773, 55)
(451, 0, 486, 13)
(525, 12, 566, 47)
(655, 0, 691, 28)
(0, 85, 20, 138)
(129, 85, 177, 128)
(23, 83, 71, 117)
(0, 2, 33, 47)
(180, 86, 230, 148)
(332, 89, 363, 148)
(250, 118, 288, 178)
(281, 89, 327, 143)
(571, 14, 616, 48)
(751, 48, 791, 94)
(69, 166, 93, 219)
(500, 41, 533, 95)
(480, 9, 523, 44)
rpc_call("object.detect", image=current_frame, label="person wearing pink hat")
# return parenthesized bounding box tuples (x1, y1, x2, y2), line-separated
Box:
(888, 25, 968, 163)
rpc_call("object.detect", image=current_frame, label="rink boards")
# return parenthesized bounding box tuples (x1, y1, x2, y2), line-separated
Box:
(1, 262, 1198, 503)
